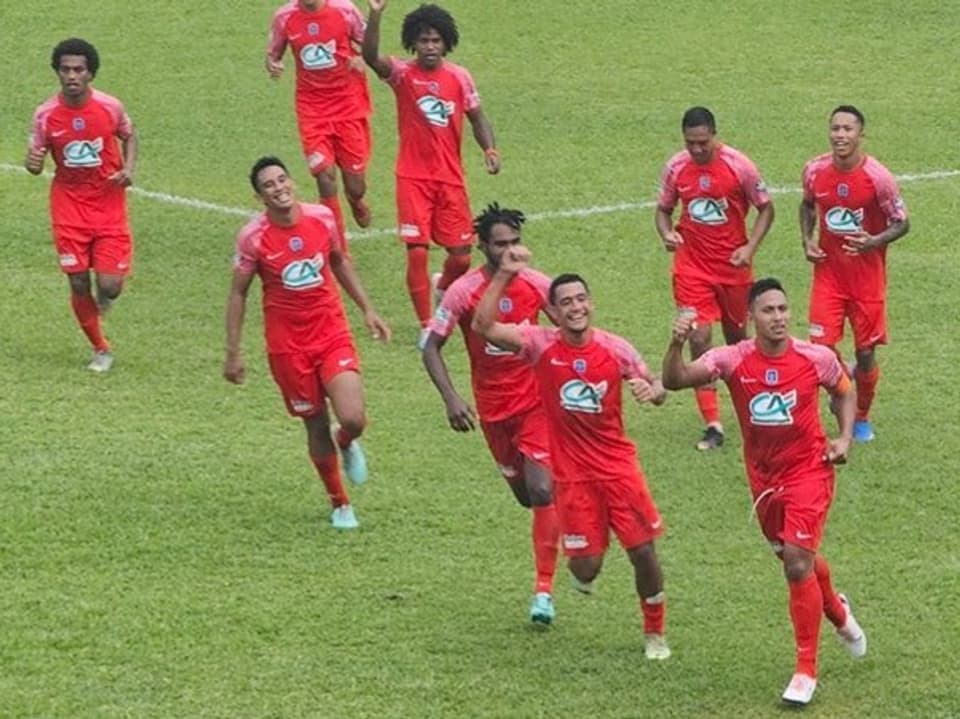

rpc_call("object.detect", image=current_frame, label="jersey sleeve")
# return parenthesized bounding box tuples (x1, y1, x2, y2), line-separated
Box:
(656, 155, 682, 212)
(795, 341, 844, 390)
(427, 280, 469, 338)
(451, 65, 481, 112)
(699, 344, 740, 381)
(340, 0, 367, 43)
(731, 150, 770, 208)
(603, 332, 652, 381)
(233, 219, 263, 274)
(111, 99, 133, 140)
(302, 203, 344, 252)
(28, 105, 50, 153)
(516, 324, 553, 365)
(266, 4, 291, 58)
(384, 57, 406, 87)
(522, 268, 552, 307)
(867, 160, 909, 223)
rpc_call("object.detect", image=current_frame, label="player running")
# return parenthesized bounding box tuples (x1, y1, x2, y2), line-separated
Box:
(224, 156, 391, 529)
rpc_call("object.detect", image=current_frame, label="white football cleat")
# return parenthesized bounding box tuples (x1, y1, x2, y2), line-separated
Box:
(837, 593, 867, 658)
(781, 673, 817, 705)
(87, 350, 114, 373)
(644, 633, 671, 661)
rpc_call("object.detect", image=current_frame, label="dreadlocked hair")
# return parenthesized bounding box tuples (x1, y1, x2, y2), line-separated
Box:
(402, 4, 459, 54)
(473, 203, 526, 243)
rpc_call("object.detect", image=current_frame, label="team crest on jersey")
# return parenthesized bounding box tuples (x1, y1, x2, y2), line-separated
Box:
(289, 236, 304, 252)
(62, 137, 104, 168)
(837, 183, 849, 198)
(699, 175, 711, 190)
(308, 22, 320, 35)
(281, 253, 325, 290)
(417, 95, 456, 127)
(573, 359, 587, 373)
(72, 117, 85, 131)
(301, 39, 337, 69)
(748, 389, 797, 426)
(560, 379, 607, 414)
(764, 369, 779, 385)
(688, 197, 729, 225)
(499, 297, 513, 313)
(825, 206, 864, 234)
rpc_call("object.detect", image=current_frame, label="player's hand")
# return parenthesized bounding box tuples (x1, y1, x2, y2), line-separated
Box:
(627, 377, 662, 405)
(265, 56, 284, 79)
(483, 148, 501, 175)
(444, 395, 477, 432)
(499, 245, 531, 275)
(25, 147, 46, 174)
(671, 312, 697, 345)
(108, 167, 134, 187)
(841, 229, 878, 255)
(368, 0, 387, 12)
(803, 239, 827, 263)
(824, 437, 850, 465)
(223, 353, 246, 384)
(729, 244, 754, 267)
(661, 230, 684, 252)
(364, 310, 392, 342)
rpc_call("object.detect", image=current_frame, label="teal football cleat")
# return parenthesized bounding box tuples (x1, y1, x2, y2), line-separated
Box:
(339, 437, 368, 485)
(330, 504, 359, 530)
(529, 592, 555, 625)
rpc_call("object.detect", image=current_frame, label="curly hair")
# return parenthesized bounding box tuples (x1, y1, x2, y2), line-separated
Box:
(473, 202, 526, 243)
(52, 38, 100, 77)
(401, 4, 459, 54)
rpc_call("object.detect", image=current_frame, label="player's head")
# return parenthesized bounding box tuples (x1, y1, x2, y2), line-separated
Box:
(474, 202, 526, 268)
(250, 156, 296, 211)
(51, 38, 99, 98)
(549, 274, 593, 335)
(403, 4, 458, 68)
(681, 106, 718, 165)
(829, 105, 865, 161)
(748, 277, 790, 343)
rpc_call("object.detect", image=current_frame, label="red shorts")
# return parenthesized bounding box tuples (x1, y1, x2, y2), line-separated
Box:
(396, 177, 474, 248)
(808, 281, 887, 350)
(555, 475, 663, 557)
(751, 470, 835, 552)
(298, 116, 371, 176)
(673, 274, 750, 329)
(53, 225, 132, 276)
(480, 407, 551, 483)
(267, 338, 360, 417)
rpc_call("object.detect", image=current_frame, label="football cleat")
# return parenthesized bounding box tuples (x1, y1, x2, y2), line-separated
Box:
(781, 673, 817, 705)
(836, 593, 867, 658)
(330, 504, 359, 530)
(529, 592, 555, 626)
(87, 350, 114, 373)
(696, 425, 724, 451)
(644, 633, 671, 661)
(853, 419, 875, 443)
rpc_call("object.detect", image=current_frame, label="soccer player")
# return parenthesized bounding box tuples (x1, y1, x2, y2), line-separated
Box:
(800, 105, 910, 443)
(362, 0, 500, 343)
(655, 106, 774, 450)
(266, 0, 374, 240)
(472, 246, 670, 659)
(662, 277, 867, 705)
(421, 203, 559, 625)
(223, 156, 391, 530)
(26, 38, 138, 372)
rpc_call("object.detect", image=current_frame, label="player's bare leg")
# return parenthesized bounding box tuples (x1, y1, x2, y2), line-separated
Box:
(852, 346, 879, 442)
(67, 271, 111, 371)
(304, 409, 356, 529)
(95, 272, 124, 315)
(315, 168, 349, 245)
(326, 369, 369, 485)
(780, 543, 821, 704)
(689, 323, 723, 449)
(342, 171, 371, 228)
(627, 542, 670, 659)
(437, 246, 471, 294)
(517, 457, 558, 625)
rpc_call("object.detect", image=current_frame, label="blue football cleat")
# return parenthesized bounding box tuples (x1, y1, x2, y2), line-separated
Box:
(338, 436, 368, 485)
(330, 504, 359, 530)
(853, 419, 875, 443)
(529, 592, 556, 625)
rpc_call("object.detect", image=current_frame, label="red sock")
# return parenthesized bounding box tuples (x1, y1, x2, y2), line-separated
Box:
(788, 573, 822, 677)
(321, 196, 348, 249)
(854, 365, 880, 420)
(311, 453, 349, 508)
(438, 251, 471, 291)
(814, 555, 847, 627)
(640, 592, 666, 635)
(335, 425, 357, 451)
(531, 504, 559, 593)
(70, 293, 109, 352)
(406, 245, 431, 326)
(694, 386, 720, 425)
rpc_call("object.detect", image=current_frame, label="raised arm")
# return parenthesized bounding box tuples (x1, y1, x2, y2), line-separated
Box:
(422, 332, 477, 432)
(466, 107, 500, 174)
(329, 248, 391, 342)
(362, 0, 393, 79)
(223, 269, 256, 384)
(471, 247, 530, 352)
(661, 314, 716, 390)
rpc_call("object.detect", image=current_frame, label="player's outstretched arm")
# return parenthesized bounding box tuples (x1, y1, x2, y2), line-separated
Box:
(627, 376, 667, 406)
(661, 314, 713, 389)
(466, 108, 499, 174)
(224, 270, 255, 384)
(471, 248, 530, 352)
(329, 249, 391, 342)
(362, 1, 393, 79)
(799, 199, 826, 263)
(422, 333, 478, 432)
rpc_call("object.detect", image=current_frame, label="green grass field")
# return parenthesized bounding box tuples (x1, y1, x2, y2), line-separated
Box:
(2, 1, 959, 717)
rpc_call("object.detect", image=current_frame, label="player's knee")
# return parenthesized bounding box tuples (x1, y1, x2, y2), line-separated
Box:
(98, 279, 123, 299)
(67, 273, 91, 295)
(569, 556, 602, 583)
(782, 554, 814, 583)
(628, 541, 657, 567)
(338, 413, 366, 439)
(526, 482, 552, 507)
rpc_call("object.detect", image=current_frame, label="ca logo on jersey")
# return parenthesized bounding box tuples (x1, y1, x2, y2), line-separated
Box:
(825, 207, 864, 234)
(560, 379, 607, 414)
(63, 137, 103, 168)
(688, 197, 729, 225)
(281, 253, 325, 290)
(417, 95, 455, 127)
(748, 389, 797, 426)
(301, 39, 337, 70)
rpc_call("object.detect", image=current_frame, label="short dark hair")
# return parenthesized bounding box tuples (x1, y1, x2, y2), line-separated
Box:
(748, 277, 786, 306)
(473, 202, 526, 243)
(52, 38, 100, 77)
(249, 156, 289, 192)
(682, 106, 716, 132)
(402, 4, 459, 54)
(549, 273, 590, 305)
(831, 104, 865, 128)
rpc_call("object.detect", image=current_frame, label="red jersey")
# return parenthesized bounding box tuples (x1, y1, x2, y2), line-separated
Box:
(29, 89, 133, 230)
(234, 203, 351, 354)
(701, 338, 844, 488)
(267, 0, 371, 122)
(428, 267, 551, 422)
(518, 326, 653, 483)
(802, 153, 907, 302)
(384, 58, 481, 186)
(657, 144, 770, 285)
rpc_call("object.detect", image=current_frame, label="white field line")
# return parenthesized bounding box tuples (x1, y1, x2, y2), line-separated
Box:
(3, 163, 958, 240)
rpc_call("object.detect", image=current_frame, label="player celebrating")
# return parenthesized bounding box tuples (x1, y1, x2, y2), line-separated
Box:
(655, 106, 774, 450)
(223, 156, 391, 529)
(26, 38, 138, 372)
(421, 203, 559, 625)
(662, 278, 867, 705)
(800, 105, 910, 443)
(362, 0, 500, 343)
(266, 0, 374, 239)
(473, 247, 670, 659)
